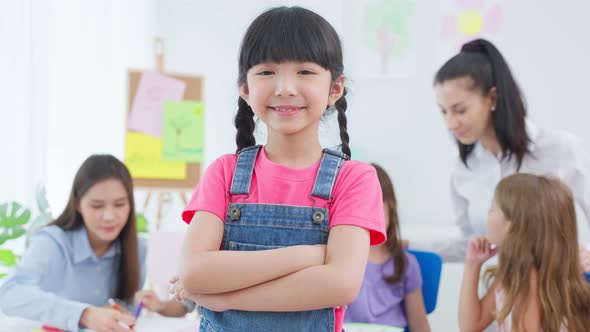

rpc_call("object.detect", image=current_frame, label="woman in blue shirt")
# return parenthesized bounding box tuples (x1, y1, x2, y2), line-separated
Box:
(0, 154, 189, 332)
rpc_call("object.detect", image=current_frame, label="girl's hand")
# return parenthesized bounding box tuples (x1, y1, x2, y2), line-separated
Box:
(168, 275, 228, 312)
(169, 275, 189, 302)
(579, 245, 590, 273)
(465, 236, 497, 266)
(79, 306, 135, 332)
(134, 290, 164, 313)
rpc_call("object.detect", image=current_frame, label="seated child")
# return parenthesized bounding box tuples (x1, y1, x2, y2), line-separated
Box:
(459, 174, 590, 331)
(344, 163, 430, 331)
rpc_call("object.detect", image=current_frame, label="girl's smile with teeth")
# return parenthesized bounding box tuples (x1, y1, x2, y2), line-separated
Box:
(272, 105, 304, 111)
(270, 105, 305, 116)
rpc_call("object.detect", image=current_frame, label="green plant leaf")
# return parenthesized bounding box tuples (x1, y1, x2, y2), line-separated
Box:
(0, 201, 31, 245)
(136, 213, 149, 233)
(0, 249, 17, 266)
(0, 228, 26, 245)
(0, 202, 31, 227)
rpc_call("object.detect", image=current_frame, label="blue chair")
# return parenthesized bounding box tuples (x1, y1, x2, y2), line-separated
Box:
(404, 250, 443, 332)
(407, 249, 443, 314)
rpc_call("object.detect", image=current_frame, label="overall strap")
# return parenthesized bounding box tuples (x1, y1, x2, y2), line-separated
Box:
(310, 148, 348, 200)
(229, 145, 262, 195)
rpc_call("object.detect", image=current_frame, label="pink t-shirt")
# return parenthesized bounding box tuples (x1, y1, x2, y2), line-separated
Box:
(182, 147, 386, 244)
(182, 147, 387, 332)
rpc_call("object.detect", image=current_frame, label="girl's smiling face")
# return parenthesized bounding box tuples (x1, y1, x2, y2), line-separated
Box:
(240, 61, 344, 138)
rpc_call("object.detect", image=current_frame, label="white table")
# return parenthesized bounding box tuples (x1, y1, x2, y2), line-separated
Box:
(1, 316, 408, 332)
(343, 323, 403, 332)
(0, 312, 199, 332)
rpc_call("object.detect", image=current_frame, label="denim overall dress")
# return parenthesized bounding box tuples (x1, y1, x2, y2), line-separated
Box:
(199, 145, 348, 332)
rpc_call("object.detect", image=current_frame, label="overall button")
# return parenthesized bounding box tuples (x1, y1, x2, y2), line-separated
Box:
(229, 207, 241, 221)
(312, 211, 325, 224)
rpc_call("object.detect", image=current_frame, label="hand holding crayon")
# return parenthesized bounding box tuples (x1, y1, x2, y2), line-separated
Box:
(79, 302, 135, 332)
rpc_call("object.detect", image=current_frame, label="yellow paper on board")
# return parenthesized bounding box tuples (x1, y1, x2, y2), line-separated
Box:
(124, 132, 186, 179)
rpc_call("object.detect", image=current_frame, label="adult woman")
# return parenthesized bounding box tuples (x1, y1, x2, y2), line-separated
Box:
(0, 154, 190, 332)
(412, 39, 590, 263)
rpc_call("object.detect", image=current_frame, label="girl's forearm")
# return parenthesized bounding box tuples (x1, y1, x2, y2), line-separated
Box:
(218, 263, 359, 312)
(157, 300, 190, 317)
(180, 245, 324, 294)
(458, 263, 484, 331)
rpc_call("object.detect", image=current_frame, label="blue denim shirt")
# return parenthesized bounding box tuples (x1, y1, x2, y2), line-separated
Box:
(0, 225, 147, 331)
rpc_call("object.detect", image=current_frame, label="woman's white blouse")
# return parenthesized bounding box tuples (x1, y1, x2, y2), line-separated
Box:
(415, 122, 590, 262)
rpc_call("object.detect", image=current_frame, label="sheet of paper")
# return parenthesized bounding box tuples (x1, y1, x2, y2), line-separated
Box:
(128, 71, 186, 137)
(162, 101, 205, 162)
(124, 132, 186, 179)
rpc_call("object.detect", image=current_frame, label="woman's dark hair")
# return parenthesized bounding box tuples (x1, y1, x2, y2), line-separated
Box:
(49, 154, 139, 301)
(235, 6, 350, 157)
(434, 38, 530, 169)
(371, 163, 406, 284)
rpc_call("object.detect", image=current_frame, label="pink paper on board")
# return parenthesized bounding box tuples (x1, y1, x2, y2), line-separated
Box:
(128, 71, 186, 137)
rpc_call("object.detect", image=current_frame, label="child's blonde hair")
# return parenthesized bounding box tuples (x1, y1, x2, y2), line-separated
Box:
(493, 174, 590, 331)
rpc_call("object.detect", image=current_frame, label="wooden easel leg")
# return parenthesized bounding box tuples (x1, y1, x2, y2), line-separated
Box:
(155, 192, 173, 231)
(179, 192, 188, 206)
(142, 192, 152, 215)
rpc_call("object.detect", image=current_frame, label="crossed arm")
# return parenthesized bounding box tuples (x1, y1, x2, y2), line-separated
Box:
(178, 211, 370, 311)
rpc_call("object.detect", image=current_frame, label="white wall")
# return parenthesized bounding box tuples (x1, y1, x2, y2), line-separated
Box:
(0, 0, 157, 212)
(7, 0, 588, 231)
(44, 0, 158, 213)
(154, 0, 590, 227)
(0, 0, 32, 204)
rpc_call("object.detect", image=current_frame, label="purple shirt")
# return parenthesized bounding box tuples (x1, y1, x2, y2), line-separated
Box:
(344, 252, 422, 328)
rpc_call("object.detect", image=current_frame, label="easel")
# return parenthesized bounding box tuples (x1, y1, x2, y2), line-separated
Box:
(126, 38, 204, 314)
(127, 37, 203, 230)
(140, 190, 188, 231)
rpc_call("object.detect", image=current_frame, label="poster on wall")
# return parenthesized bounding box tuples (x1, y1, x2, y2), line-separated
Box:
(354, 0, 418, 80)
(438, 0, 504, 61)
(124, 69, 204, 188)
(128, 71, 186, 137)
(162, 101, 205, 163)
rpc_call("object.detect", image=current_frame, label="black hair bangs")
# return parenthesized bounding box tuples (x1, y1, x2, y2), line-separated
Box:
(238, 6, 343, 82)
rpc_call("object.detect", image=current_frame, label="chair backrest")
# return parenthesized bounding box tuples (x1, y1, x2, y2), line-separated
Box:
(406, 249, 442, 314)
